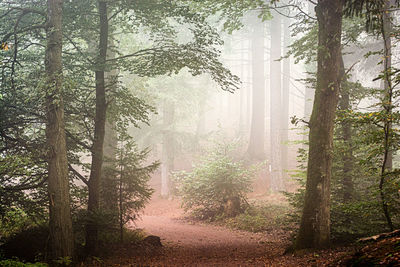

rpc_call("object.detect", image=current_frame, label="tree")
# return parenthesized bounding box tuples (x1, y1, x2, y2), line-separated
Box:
(247, 14, 266, 160)
(85, 0, 108, 255)
(281, 14, 291, 183)
(45, 0, 74, 260)
(295, 0, 344, 249)
(270, 11, 284, 191)
(378, 0, 395, 231)
(114, 136, 157, 243)
(0, 0, 75, 259)
(161, 99, 175, 197)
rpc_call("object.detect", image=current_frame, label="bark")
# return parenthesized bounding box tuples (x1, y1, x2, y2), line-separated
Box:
(379, 0, 394, 231)
(45, 0, 74, 260)
(295, 0, 343, 249)
(247, 16, 265, 160)
(161, 100, 175, 197)
(303, 2, 316, 124)
(86, 0, 108, 255)
(119, 148, 124, 243)
(270, 11, 284, 191)
(338, 55, 354, 202)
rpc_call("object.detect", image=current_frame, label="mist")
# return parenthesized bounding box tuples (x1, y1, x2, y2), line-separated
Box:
(1, 0, 400, 266)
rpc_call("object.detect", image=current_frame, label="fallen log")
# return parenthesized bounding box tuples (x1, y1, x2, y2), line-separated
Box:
(357, 229, 400, 243)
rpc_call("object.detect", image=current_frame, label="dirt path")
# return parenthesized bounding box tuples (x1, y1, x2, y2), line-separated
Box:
(129, 198, 284, 266)
(135, 215, 284, 266)
(111, 197, 352, 266)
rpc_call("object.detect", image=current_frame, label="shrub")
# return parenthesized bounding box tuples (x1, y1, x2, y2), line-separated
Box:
(0, 225, 48, 263)
(224, 202, 293, 232)
(173, 148, 256, 220)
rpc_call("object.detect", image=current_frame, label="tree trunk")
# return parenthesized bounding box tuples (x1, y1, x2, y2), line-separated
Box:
(101, 26, 118, 218)
(295, 0, 343, 249)
(379, 0, 394, 231)
(238, 34, 247, 137)
(195, 92, 206, 143)
(45, 0, 74, 261)
(119, 148, 124, 243)
(303, 2, 316, 124)
(86, 0, 108, 255)
(247, 16, 265, 160)
(161, 99, 175, 197)
(281, 15, 291, 183)
(270, 11, 284, 191)
(338, 54, 354, 202)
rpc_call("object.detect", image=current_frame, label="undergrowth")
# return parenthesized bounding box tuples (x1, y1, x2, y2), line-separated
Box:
(223, 201, 293, 232)
(0, 259, 47, 267)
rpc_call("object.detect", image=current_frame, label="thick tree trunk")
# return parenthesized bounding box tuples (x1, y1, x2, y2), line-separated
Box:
(161, 100, 175, 197)
(86, 0, 108, 255)
(45, 0, 74, 261)
(247, 16, 265, 160)
(295, 0, 343, 249)
(270, 11, 284, 191)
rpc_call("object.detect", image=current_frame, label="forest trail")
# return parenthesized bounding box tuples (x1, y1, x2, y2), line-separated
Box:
(114, 196, 351, 266)
(135, 216, 282, 266)
(132, 197, 285, 266)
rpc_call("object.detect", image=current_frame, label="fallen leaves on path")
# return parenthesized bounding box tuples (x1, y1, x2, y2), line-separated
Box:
(91, 197, 355, 266)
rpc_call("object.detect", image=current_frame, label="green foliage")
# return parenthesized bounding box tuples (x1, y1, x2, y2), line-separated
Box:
(0, 225, 48, 263)
(0, 259, 47, 267)
(191, 0, 271, 33)
(0, 209, 40, 240)
(113, 134, 158, 227)
(52, 257, 72, 266)
(224, 202, 292, 232)
(173, 144, 256, 220)
(288, 79, 400, 242)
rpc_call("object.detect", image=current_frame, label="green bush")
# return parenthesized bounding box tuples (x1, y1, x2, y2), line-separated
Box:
(0, 225, 48, 263)
(173, 148, 256, 220)
(224, 202, 292, 232)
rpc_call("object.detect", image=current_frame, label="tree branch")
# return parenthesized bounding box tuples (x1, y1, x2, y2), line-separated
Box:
(68, 164, 89, 186)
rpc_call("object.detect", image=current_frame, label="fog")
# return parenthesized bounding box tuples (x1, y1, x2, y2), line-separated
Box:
(2, 0, 400, 265)
(126, 10, 310, 196)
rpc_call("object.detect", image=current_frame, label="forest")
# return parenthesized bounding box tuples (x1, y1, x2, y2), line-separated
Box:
(1, 0, 400, 266)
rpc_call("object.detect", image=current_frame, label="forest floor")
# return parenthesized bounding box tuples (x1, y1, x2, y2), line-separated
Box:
(98, 195, 357, 266)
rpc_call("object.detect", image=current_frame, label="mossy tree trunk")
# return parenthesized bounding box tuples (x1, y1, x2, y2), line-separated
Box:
(295, 0, 343, 249)
(45, 0, 74, 260)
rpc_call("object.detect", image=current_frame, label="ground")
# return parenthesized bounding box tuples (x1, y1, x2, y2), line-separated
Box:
(97, 195, 355, 267)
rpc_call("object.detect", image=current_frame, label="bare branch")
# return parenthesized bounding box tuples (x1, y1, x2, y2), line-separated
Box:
(68, 164, 89, 186)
